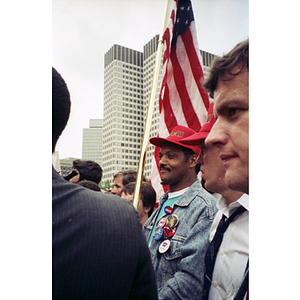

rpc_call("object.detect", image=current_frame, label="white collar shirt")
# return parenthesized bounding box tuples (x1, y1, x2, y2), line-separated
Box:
(208, 193, 249, 300)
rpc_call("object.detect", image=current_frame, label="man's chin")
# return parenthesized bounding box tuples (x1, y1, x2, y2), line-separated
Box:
(160, 180, 169, 185)
(160, 175, 169, 185)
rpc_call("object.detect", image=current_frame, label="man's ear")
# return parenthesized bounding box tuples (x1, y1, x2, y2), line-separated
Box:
(189, 154, 198, 168)
(144, 206, 151, 214)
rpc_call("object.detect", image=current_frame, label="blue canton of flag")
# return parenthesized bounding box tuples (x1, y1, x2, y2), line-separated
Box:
(171, 0, 194, 48)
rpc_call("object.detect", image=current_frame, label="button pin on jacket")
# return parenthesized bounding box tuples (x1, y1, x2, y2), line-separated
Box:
(164, 206, 173, 215)
(165, 214, 179, 229)
(163, 224, 176, 238)
(158, 217, 166, 228)
(154, 227, 163, 241)
(159, 239, 171, 254)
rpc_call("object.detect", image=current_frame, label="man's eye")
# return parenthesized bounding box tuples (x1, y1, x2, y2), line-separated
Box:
(229, 108, 237, 115)
(228, 108, 241, 118)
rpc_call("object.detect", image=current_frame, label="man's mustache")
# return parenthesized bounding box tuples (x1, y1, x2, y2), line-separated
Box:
(160, 166, 171, 172)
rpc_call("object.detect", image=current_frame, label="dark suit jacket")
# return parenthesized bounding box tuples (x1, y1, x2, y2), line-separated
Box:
(52, 167, 157, 299)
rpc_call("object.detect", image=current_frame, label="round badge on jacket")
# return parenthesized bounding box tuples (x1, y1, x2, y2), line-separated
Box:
(158, 217, 166, 228)
(154, 227, 163, 240)
(164, 206, 173, 215)
(163, 224, 176, 238)
(159, 239, 171, 253)
(166, 214, 179, 229)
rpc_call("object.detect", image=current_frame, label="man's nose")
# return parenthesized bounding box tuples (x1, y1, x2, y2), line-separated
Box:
(205, 119, 227, 148)
(159, 155, 167, 165)
(197, 151, 204, 164)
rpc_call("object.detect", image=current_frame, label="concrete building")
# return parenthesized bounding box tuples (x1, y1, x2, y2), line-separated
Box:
(102, 45, 144, 184)
(59, 157, 79, 177)
(82, 119, 103, 166)
(143, 35, 163, 180)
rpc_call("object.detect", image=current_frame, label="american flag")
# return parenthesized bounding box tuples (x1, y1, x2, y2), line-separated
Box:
(150, 0, 210, 199)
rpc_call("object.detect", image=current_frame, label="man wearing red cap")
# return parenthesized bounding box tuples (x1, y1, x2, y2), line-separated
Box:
(181, 102, 248, 300)
(143, 125, 217, 299)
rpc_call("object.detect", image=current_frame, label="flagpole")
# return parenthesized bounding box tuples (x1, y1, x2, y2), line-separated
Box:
(133, 0, 170, 210)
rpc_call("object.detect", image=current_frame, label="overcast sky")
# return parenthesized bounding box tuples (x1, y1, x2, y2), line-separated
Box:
(53, 0, 249, 159)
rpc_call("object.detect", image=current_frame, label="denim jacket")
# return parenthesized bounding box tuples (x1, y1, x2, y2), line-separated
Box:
(143, 180, 217, 300)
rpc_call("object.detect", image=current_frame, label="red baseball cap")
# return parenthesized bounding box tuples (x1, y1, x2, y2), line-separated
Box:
(180, 103, 216, 145)
(150, 125, 201, 156)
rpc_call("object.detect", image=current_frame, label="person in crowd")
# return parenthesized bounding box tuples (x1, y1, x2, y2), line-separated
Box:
(64, 159, 102, 185)
(76, 180, 101, 192)
(111, 169, 146, 196)
(205, 39, 249, 195)
(121, 181, 156, 227)
(203, 40, 249, 300)
(52, 67, 157, 300)
(181, 102, 248, 300)
(143, 124, 217, 299)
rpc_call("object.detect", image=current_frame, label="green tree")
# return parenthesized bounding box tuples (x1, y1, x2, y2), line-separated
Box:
(99, 179, 113, 191)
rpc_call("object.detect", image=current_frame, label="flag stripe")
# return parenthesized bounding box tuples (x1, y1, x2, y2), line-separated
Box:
(170, 48, 201, 130)
(162, 83, 179, 130)
(182, 25, 209, 111)
(178, 30, 208, 125)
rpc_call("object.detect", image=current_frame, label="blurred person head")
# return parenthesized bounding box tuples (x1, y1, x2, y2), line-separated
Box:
(68, 159, 102, 184)
(52, 67, 71, 153)
(76, 180, 101, 192)
(204, 39, 249, 194)
(111, 169, 146, 196)
(121, 182, 156, 226)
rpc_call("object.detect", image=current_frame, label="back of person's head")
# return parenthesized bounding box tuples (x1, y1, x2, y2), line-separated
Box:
(72, 159, 103, 184)
(76, 180, 101, 192)
(52, 67, 71, 153)
(204, 39, 249, 99)
(121, 182, 156, 217)
(140, 182, 156, 217)
(114, 169, 147, 186)
(120, 182, 135, 197)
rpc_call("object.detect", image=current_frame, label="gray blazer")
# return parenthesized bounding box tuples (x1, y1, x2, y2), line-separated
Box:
(52, 167, 157, 299)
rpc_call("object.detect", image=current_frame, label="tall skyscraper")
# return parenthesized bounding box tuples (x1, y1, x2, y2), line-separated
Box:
(82, 119, 103, 166)
(102, 37, 216, 184)
(102, 45, 144, 184)
(143, 35, 163, 180)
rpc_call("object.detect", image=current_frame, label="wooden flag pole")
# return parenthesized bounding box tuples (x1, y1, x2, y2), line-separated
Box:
(133, 0, 170, 211)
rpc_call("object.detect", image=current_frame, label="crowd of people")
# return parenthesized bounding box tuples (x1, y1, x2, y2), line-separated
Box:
(52, 38, 249, 299)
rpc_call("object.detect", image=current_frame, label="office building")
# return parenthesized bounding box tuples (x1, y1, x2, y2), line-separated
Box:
(102, 45, 144, 184)
(143, 35, 163, 180)
(59, 157, 79, 177)
(82, 119, 103, 166)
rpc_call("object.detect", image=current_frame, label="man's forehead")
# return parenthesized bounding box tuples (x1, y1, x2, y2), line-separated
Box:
(213, 71, 249, 115)
(114, 175, 123, 184)
(160, 142, 183, 153)
(121, 192, 133, 201)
